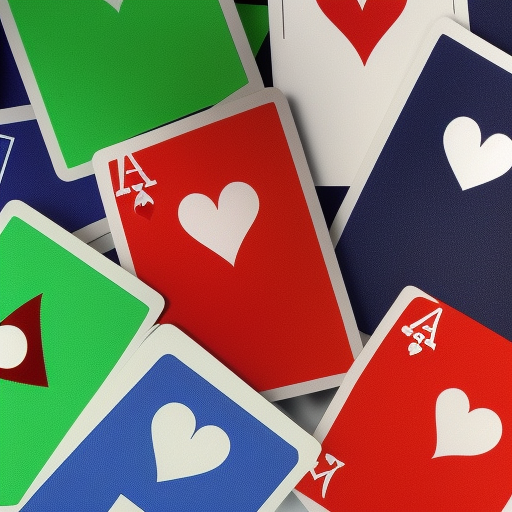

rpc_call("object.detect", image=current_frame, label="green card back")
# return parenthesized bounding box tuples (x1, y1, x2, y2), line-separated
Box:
(5, 0, 251, 172)
(0, 203, 163, 505)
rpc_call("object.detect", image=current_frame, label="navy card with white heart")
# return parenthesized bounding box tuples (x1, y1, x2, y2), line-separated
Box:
(17, 325, 320, 512)
(332, 18, 512, 339)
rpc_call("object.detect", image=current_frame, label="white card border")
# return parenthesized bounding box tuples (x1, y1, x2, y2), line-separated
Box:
(330, 17, 509, 246)
(0, 0, 263, 182)
(93, 87, 363, 401)
(16, 324, 321, 512)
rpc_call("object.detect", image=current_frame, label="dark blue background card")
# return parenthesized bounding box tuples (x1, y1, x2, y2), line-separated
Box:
(468, 0, 512, 57)
(316, 187, 348, 229)
(336, 34, 512, 340)
(21, 354, 298, 512)
(0, 115, 106, 234)
(0, 21, 29, 109)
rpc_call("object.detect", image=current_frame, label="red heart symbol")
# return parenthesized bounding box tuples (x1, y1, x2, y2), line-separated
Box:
(316, 0, 407, 65)
(135, 202, 154, 220)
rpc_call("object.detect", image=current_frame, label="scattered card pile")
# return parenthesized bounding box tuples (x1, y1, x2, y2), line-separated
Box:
(1, 1, 511, 511)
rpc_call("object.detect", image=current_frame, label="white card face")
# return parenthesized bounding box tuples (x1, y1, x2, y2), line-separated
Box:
(17, 325, 321, 512)
(269, 0, 469, 186)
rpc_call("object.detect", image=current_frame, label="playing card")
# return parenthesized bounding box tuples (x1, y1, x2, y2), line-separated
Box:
(0, 106, 108, 242)
(0, 0, 262, 181)
(94, 88, 362, 400)
(332, 18, 512, 339)
(235, 1, 273, 87)
(0, 20, 28, 109)
(0, 200, 164, 507)
(17, 324, 321, 512)
(295, 287, 512, 512)
(268, 0, 469, 187)
(458, 0, 512, 57)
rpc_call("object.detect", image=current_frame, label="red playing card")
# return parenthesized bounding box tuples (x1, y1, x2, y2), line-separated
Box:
(296, 288, 512, 512)
(94, 89, 361, 398)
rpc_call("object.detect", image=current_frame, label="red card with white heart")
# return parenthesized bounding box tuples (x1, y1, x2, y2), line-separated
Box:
(93, 88, 362, 400)
(295, 287, 512, 512)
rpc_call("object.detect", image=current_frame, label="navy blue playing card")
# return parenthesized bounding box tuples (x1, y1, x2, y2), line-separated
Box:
(0, 109, 107, 239)
(333, 19, 512, 341)
(0, 20, 29, 109)
(467, 0, 512, 57)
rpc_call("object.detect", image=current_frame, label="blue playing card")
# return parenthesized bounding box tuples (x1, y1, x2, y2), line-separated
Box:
(0, 108, 107, 238)
(19, 325, 319, 512)
(467, 0, 512, 57)
(333, 19, 512, 340)
(0, 20, 29, 109)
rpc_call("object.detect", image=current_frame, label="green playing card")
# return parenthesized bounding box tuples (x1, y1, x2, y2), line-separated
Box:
(0, 0, 261, 180)
(0, 201, 163, 505)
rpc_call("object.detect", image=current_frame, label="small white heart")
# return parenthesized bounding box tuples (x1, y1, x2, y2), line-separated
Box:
(444, 117, 512, 191)
(103, 0, 124, 12)
(408, 342, 422, 356)
(433, 388, 502, 458)
(178, 182, 259, 266)
(0, 324, 28, 369)
(151, 402, 230, 482)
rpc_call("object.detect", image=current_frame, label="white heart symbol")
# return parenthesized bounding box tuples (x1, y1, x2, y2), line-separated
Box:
(151, 402, 230, 482)
(444, 117, 512, 191)
(103, 0, 123, 12)
(0, 325, 28, 369)
(178, 182, 259, 266)
(408, 342, 422, 356)
(433, 388, 502, 458)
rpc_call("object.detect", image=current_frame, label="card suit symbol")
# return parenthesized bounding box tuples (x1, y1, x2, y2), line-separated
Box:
(408, 342, 422, 356)
(444, 117, 512, 190)
(103, 0, 124, 12)
(178, 182, 259, 266)
(433, 388, 502, 458)
(0, 294, 48, 387)
(134, 190, 154, 220)
(315, 0, 407, 65)
(151, 402, 230, 482)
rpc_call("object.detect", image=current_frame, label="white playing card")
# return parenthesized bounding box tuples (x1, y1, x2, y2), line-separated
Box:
(268, 0, 469, 186)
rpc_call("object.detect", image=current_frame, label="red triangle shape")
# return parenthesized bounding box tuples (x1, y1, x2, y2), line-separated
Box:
(0, 294, 48, 387)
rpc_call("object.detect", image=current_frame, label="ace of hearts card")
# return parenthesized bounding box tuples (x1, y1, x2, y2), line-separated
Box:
(295, 287, 512, 512)
(94, 88, 362, 401)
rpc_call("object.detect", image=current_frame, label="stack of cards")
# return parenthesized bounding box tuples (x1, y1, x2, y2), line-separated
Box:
(2, 1, 512, 511)
(0, 201, 320, 512)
